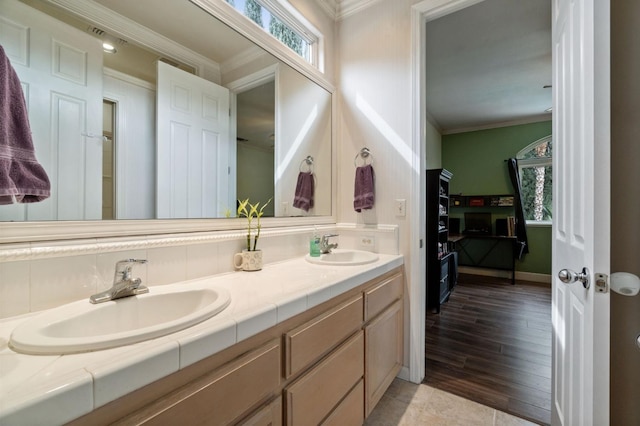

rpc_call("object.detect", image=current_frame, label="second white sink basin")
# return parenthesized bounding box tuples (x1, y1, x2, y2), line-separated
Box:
(9, 284, 231, 355)
(305, 249, 379, 266)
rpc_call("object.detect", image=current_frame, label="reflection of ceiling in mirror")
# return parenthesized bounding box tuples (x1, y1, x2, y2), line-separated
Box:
(92, 0, 256, 63)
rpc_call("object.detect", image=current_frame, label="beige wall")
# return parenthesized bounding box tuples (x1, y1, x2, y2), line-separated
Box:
(610, 2, 640, 424)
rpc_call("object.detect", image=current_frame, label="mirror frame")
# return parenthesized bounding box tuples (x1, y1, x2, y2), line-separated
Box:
(0, 0, 336, 244)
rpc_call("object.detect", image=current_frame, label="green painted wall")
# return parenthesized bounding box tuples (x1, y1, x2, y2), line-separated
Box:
(442, 121, 552, 275)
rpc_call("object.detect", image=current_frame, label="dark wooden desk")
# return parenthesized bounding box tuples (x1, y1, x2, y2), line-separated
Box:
(449, 234, 517, 284)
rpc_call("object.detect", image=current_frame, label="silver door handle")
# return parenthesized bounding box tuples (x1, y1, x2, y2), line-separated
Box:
(558, 267, 590, 289)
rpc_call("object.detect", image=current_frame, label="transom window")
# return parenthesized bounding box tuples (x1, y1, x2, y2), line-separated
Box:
(517, 135, 552, 223)
(226, 0, 320, 67)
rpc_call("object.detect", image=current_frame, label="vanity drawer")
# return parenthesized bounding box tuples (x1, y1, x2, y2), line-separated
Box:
(285, 331, 364, 426)
(133, 340, 281, 425)
(364, 272, 403, 321)
(284, 295, 363, 378)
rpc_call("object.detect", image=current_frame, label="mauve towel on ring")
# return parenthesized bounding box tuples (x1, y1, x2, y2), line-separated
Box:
(293, 171, 314, 212)
(354, 164, 374, 212)
(0, 45, 50, 205)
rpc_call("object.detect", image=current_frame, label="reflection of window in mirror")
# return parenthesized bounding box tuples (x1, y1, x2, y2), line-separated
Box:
(236, 81, 276, 217)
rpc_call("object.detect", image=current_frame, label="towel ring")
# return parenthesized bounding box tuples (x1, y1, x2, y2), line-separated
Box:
(354, 147, 374, 167)
(299, 155, 314, 173)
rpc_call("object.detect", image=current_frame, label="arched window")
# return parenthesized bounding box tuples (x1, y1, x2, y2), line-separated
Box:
(517, 135, 552, 222)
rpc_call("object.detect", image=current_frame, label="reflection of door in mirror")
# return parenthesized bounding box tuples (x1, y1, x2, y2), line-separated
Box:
(102, 100, 115, 220)
(156, 61, 231, 219)
(236, 80, 275, 218)
(0, 0, 103, 221)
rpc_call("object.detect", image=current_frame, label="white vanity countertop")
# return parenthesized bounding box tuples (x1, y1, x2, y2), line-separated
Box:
(0, 253, 403, 425)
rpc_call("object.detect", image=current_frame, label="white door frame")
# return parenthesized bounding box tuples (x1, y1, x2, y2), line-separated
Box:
(409, 0, 487, 384)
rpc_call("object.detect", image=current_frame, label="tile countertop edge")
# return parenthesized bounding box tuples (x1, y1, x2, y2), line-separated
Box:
(0, 254, 404, 424)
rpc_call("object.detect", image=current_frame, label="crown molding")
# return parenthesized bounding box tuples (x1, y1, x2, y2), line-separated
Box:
(315, 0, 382, 21)
(316, 0, 338, 20)
(220, 45, 270, 76)
(336, 0, 382, 20)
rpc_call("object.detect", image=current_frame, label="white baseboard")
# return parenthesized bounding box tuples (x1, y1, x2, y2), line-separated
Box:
(458, 266, 551, 285)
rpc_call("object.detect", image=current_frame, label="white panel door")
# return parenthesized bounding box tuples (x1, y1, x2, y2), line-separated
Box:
(156, 61, 230, 218)
(551, 0, 610, 425)
(0, 0, 103, 221)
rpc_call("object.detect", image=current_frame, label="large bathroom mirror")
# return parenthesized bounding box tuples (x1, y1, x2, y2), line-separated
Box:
(0, 0, 333, 235)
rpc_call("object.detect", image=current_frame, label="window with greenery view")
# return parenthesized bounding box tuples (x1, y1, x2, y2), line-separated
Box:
(517, 136, 552, 222)
(226, 0, 312, 63)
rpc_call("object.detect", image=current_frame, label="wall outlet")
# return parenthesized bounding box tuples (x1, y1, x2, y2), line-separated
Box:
(395, 199, 406, 217)
(360, 235, 375, 249)
(282, 201, 289, 216)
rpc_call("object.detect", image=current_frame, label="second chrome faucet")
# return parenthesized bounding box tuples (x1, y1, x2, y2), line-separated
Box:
(319, 234, 339, 254)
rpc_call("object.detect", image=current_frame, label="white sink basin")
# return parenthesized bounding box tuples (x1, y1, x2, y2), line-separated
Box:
(305, 249, 379, 266)
(9, 285, 231, 355)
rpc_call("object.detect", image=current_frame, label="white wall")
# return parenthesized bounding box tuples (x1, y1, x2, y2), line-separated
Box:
(337, 0, 421, 373)
(425, 118, 442, 169)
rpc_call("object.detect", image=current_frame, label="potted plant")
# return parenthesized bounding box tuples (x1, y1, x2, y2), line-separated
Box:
(233, 198, 271, 271)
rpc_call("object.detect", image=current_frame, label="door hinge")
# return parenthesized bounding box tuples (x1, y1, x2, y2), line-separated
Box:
(595, 273, 608, 293)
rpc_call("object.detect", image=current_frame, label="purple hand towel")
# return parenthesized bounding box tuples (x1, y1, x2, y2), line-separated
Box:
(0, 45, 50, 205)
(354, 164, 374, 212)
(293, 171, 314, 212)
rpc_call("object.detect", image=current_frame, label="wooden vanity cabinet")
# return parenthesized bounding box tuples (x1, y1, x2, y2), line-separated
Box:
(67, 267, 404, 426)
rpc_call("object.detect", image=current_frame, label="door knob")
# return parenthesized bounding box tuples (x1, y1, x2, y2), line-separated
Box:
(558, 267, 590, 289)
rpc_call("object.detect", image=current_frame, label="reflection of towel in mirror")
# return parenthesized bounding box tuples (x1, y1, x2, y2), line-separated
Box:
(0, 45, 50, 205)
(354, 164, 374, 212)
(293, 171, 314, 212)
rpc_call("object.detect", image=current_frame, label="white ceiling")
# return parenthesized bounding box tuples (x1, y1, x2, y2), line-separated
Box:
(424, 0, 552, 133)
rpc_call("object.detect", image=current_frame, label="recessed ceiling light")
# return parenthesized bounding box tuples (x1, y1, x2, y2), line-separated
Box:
(102, 42, 117, 53)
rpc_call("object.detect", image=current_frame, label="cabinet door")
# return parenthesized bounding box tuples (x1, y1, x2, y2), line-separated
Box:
(365, 299, 403, 416)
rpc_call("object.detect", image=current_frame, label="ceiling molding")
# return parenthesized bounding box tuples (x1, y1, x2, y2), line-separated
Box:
(441, 114, 553, 136)
(315, 0, 382, 21)
(316, 0, 338, 20)
(337, 0, 382, 20)
(220, 45, 269, 76)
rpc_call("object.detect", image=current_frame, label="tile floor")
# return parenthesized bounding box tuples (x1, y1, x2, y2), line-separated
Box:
(365, 379, 539, 426)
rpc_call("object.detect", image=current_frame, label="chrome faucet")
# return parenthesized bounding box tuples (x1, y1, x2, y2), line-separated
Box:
(319, 234, 339, 254)
(90, 259, 148, 304)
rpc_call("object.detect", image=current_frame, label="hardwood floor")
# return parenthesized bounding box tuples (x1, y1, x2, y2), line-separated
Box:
(424, 274, 552, 425)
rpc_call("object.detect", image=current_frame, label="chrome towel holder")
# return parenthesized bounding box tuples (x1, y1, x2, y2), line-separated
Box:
(354, 147, 374, 167)
(299, 155, 314, 172)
